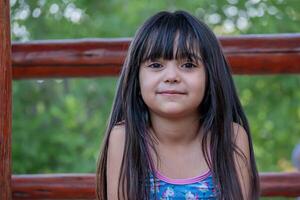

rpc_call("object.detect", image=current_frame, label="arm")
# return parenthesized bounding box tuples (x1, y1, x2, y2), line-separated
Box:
(232, 122, 252, 199)
(107, 125, 126, 200)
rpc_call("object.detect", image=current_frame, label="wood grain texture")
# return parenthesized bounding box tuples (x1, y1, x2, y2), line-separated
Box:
(11, 172, 300, 199)
(12, 39, 129, 79)
(0, 0, 12, 199)
(11, 34, 300, 79)
(260, 172, 300, 197)
(12, 174, 95, 199)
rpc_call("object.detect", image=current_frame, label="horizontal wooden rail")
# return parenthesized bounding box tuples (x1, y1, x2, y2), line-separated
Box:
(260, 172, 300, 197)
(12, 174, 95, 199)
(12, 34, 300, 79)
(11, 172, 300, 199)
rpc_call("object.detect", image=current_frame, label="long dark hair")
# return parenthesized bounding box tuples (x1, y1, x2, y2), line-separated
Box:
(96, 10, 260, 200)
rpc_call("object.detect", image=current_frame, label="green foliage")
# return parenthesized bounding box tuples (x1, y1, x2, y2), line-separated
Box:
(12, 78, 117, 173)
(234, 75, 300, 172)
(10, 1, 300, 199)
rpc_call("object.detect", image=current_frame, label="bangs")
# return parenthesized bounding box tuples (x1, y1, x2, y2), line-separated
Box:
(139, 15, 203, 63)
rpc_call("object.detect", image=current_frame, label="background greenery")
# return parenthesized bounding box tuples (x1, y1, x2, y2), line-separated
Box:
(11, 0, 299, 199)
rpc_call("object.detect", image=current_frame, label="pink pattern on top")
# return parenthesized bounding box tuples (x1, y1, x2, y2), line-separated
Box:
(154, 170, 211, 185)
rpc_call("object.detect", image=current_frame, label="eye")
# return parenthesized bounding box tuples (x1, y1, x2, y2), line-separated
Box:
(148, 63, 162, 69)
(181, 62, 197, 69)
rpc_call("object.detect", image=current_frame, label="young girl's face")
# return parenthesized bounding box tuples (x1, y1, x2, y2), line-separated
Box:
(139, 55, 206, 119)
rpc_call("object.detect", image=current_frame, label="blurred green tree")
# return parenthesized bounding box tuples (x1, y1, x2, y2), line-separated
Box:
(11, 1, 300, 198)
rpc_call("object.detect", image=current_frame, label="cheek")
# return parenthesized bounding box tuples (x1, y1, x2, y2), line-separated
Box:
(140, 81, 155, 100)
(139, 69, 159, 91)
(139, 71, 155, 101)
(139, 75, 149, 94)
(189, 74, 206, 103)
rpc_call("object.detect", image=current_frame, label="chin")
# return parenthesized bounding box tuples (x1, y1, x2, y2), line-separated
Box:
(157, 108, 189, 118)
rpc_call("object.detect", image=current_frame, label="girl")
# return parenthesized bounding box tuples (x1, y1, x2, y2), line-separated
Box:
(96, 10, 260, 200)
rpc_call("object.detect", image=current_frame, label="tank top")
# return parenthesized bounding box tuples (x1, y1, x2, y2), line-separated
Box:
(149, 170, 219, 199)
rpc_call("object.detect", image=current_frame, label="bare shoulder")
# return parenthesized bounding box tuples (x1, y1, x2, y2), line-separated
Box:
(109, 124, 126, 146)
(232, 122, 252, 199)
(232, 122, 250, 152)
(107, 124, 126, 168)
(107, 124, 126, 199)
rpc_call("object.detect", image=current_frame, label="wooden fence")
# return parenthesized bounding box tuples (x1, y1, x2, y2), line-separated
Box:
(1, 0, 300, 198)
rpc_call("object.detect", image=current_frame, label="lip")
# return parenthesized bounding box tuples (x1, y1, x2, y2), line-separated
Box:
(157, 90, 187, 95)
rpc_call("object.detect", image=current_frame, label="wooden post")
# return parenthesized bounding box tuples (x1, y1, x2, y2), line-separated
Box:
(0, 0, 12, 199)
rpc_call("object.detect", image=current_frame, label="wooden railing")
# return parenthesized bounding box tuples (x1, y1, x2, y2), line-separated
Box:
(11, 172, 300, 199)
(9, 35, 300, 199)
(1, 0, 300, 198)
(11, 34, 300, 79)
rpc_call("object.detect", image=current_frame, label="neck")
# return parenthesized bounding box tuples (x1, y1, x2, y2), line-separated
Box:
(150, 112, 202, 146)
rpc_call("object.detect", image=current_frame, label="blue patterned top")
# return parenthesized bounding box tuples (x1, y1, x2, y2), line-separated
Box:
(149, 170, 218, 199)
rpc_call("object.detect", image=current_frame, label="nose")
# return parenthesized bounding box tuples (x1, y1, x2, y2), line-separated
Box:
(164, 63, 181, 84)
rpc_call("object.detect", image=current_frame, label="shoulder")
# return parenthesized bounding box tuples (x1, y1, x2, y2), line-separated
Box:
(109, 124, 126, 143)
(232, 122, 252, 198)
(232, 122, 250, 154)
(107, 124, 126, 158)
(106, 124, 126, 199)
(231, 122, 250, 165)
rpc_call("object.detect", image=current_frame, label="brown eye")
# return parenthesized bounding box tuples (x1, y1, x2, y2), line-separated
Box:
(182, 62, 197, 69)
(148, 63, 162, 69)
